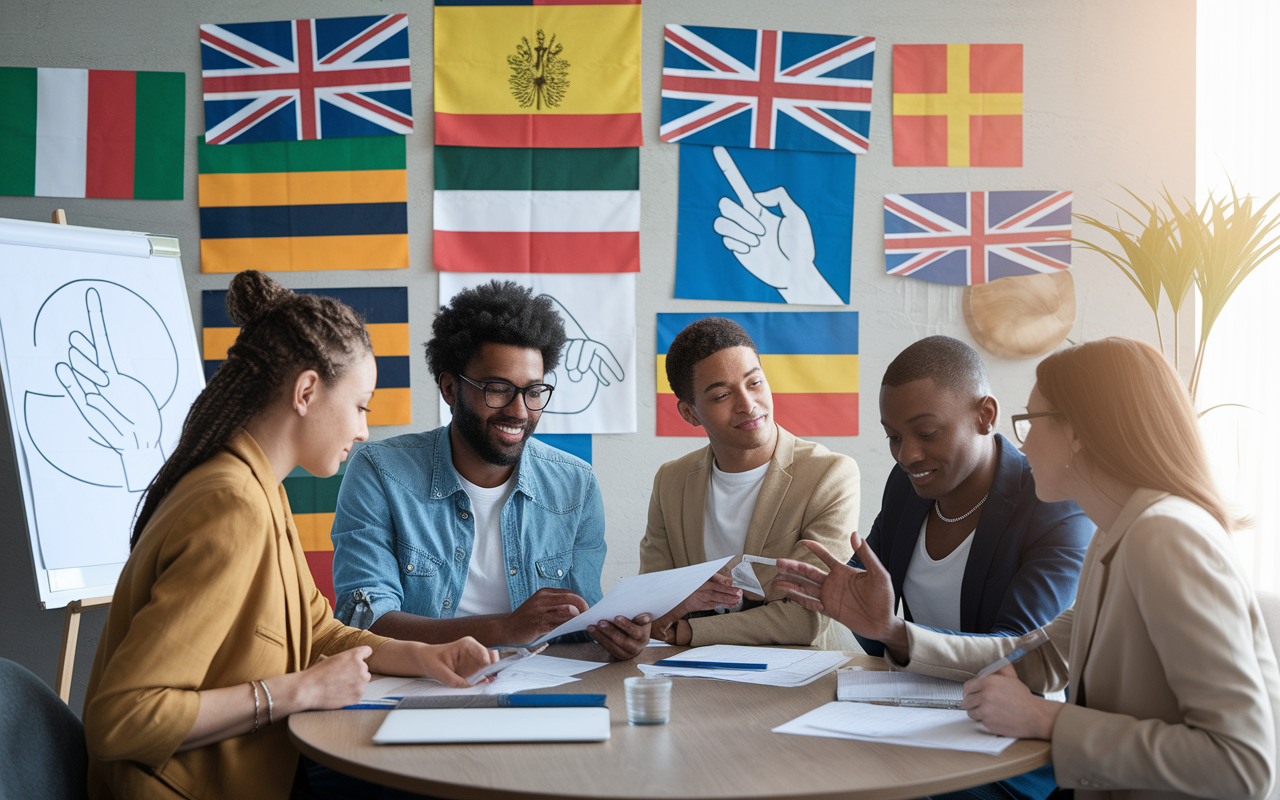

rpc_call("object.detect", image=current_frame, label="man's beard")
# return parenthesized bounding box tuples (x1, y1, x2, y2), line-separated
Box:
(452, 390, 533, 467)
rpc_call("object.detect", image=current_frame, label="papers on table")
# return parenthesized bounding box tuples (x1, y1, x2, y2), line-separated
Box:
(356, 655, 608, 707)
(775, 701, 1015, 755)
(837, 668, 964, 708)
(528, 556, 733, 646)
(639, 645, 849, 687)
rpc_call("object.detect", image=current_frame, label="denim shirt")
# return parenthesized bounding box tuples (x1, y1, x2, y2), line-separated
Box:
(330, 426, 606, 630)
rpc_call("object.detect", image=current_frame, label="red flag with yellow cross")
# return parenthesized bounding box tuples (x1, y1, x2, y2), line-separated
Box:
(892, 44, 1022, 167)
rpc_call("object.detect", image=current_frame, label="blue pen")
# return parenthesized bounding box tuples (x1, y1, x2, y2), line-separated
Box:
(654, 659, 768, 670)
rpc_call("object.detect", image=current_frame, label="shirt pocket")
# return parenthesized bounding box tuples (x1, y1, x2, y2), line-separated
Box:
(396, 541, 443, 578)
(535, 551, 574, 584)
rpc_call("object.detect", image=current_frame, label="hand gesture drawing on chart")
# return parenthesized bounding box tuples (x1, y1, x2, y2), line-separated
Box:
(712, 145, 843, 305)
(54, 287, 165, 492)
(540, 295, 625, 415)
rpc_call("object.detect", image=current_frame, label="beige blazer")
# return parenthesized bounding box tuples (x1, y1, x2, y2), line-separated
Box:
(903, 488, 1280, 800)
(83, 430, 389, 800)
(639, 425, 858, 647)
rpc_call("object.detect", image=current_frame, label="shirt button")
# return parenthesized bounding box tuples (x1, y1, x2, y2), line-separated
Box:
(455, 548, 465, 563)
(509, 568, 518, 576)
(460, 510, 470, 520)
(443, 598, 452, 608)
(406, 564, 414, 572)
(557, 569, 564, 577)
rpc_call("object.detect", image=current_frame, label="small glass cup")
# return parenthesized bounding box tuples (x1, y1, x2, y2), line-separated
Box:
(624, 676, 672, 725)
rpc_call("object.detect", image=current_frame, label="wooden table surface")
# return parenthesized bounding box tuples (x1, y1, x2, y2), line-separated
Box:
(289, 644, 1050, 800)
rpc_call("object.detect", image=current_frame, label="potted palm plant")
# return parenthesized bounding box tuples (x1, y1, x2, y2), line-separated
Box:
(1074, 184, 1280, 403)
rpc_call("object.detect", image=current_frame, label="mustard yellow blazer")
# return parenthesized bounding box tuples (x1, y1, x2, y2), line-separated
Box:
(83, 430, 389, 800)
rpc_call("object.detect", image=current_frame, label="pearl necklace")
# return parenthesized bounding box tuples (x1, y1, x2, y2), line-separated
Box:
(935, 492, 989, 524)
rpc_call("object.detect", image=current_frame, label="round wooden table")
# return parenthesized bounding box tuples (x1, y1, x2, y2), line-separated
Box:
(289, 645, 1050, 800)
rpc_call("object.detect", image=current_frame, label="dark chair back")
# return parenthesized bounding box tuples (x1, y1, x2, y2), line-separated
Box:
(0, 658, 88, 800)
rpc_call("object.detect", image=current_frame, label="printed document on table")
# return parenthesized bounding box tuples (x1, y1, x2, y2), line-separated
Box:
(639, 645, 849, 687)
(774, 701, 1015, 755)
(528, 557, 733, 646)
(837, 668, 964, 708)
(359, 655, 608, 704)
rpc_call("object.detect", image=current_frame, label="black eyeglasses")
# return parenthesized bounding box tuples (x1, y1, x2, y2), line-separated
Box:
(458, 375, 555, 410)
(1010, 411, 1064, 444)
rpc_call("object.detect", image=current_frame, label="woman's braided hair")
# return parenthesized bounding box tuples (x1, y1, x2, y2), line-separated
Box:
(130, 271, 371, 549)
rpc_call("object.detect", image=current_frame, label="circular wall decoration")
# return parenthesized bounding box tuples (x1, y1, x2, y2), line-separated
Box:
(962, 271, 1075, 359)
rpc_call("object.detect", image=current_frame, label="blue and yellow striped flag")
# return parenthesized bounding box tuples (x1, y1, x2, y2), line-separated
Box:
(197, 135, 407, 272)
(202, 286, 411, 426)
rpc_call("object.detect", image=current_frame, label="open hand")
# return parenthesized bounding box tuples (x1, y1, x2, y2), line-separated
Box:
(961, 664, 1063, 740)
(775, 532, 898, 642)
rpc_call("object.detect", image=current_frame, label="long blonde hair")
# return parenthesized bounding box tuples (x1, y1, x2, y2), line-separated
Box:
(1036, 337, 1235, 531)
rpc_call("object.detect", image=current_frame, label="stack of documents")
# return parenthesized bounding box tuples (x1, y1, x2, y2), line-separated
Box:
(774, 701, 1015, 755)
(355, 655, 608, 707)
(837, 668, 964, 708)
(639, 645, 849, 687)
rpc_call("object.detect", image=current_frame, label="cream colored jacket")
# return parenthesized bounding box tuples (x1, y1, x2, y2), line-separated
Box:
(639, 425, 858, 647)
(83, 430, 389, 800)
(902, 488, 1280, 800)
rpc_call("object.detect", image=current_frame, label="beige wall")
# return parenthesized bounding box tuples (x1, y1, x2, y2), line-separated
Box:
(0, 0, 1195, 713)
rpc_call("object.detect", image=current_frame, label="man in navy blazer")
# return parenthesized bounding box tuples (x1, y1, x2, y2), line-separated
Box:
(853, 336, 1092, 654)
(852, 336, 1092, 800)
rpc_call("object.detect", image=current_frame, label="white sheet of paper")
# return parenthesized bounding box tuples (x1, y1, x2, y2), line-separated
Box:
(773, 701, 1015, 755)
(730, 559, 765, 596)
(529, 557, 733, 647)
(639, 645, 849, 687)
(438, 273, 637, 434)
(359, 655, 608, 704)
(837, 668, 964, 707)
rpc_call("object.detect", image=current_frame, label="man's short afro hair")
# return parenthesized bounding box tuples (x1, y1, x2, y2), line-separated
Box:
(882, 335, 992, 399)
(664, 317, 757, 404)
(426, 280, 567, 383)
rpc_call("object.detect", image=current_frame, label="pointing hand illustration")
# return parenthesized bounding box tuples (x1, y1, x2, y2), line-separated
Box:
(712, 145, 843, 305)
(540, 296, 625, 415)
(55, 287, 165, 492)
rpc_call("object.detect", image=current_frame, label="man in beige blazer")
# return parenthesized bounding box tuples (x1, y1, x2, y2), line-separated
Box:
(626, 317, 858, 650)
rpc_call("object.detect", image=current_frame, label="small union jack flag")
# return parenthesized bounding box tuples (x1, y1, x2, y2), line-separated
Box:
(884, 191, 1073, 286)
(200, 14, 412, 145)
(660, 25, 874, 155)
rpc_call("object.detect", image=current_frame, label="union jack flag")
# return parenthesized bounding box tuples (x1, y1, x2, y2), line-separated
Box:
(884, 191, 1073, 286)
(661, 25, 875, 155)
(200, 14, 412, 145)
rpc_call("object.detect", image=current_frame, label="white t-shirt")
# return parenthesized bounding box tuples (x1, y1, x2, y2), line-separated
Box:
(455, 472, 518, 617)
(704, 459, 771, 561)
(901, 516, 975, 632)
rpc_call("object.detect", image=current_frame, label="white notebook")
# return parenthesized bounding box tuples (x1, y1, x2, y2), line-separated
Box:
(836, 668, 964, 709)
(372, 707, 611, 744)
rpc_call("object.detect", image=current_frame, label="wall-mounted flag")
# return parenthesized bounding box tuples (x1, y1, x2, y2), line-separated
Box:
(661, 25, 874, 154)
(200, 14, 412, 144)
(676, 144, 854, 305)
(884, 190, 1072, 286)
(439, 272, 636, 434)
(434, 1, 642, 148)
(197, 135, 407, 273)
(202, 286, 411, 425)
(434, 145, 639, 273)
(656, 312, 858, 437)
(0, 67, 184, 199)
(892, 44, 1022, 167)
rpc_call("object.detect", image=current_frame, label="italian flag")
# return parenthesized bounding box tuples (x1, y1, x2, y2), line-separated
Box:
(0, 67, 184, 199)
(433, 145, 639, 273)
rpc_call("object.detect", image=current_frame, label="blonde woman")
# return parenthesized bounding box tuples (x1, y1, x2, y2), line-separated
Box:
(779, 337, 1280, 800)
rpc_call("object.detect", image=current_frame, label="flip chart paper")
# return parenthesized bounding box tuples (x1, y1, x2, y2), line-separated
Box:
(529, 557, 733, 647)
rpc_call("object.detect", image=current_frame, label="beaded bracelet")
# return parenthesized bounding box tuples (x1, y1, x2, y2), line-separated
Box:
(250, 680, 261, 734)
(259, 680, 275, 726)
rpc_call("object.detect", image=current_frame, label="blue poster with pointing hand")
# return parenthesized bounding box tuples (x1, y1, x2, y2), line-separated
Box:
(675, 143, 854, 305)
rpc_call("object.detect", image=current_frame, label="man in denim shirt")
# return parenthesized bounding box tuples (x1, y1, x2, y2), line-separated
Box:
(330, 281, 650, 659)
